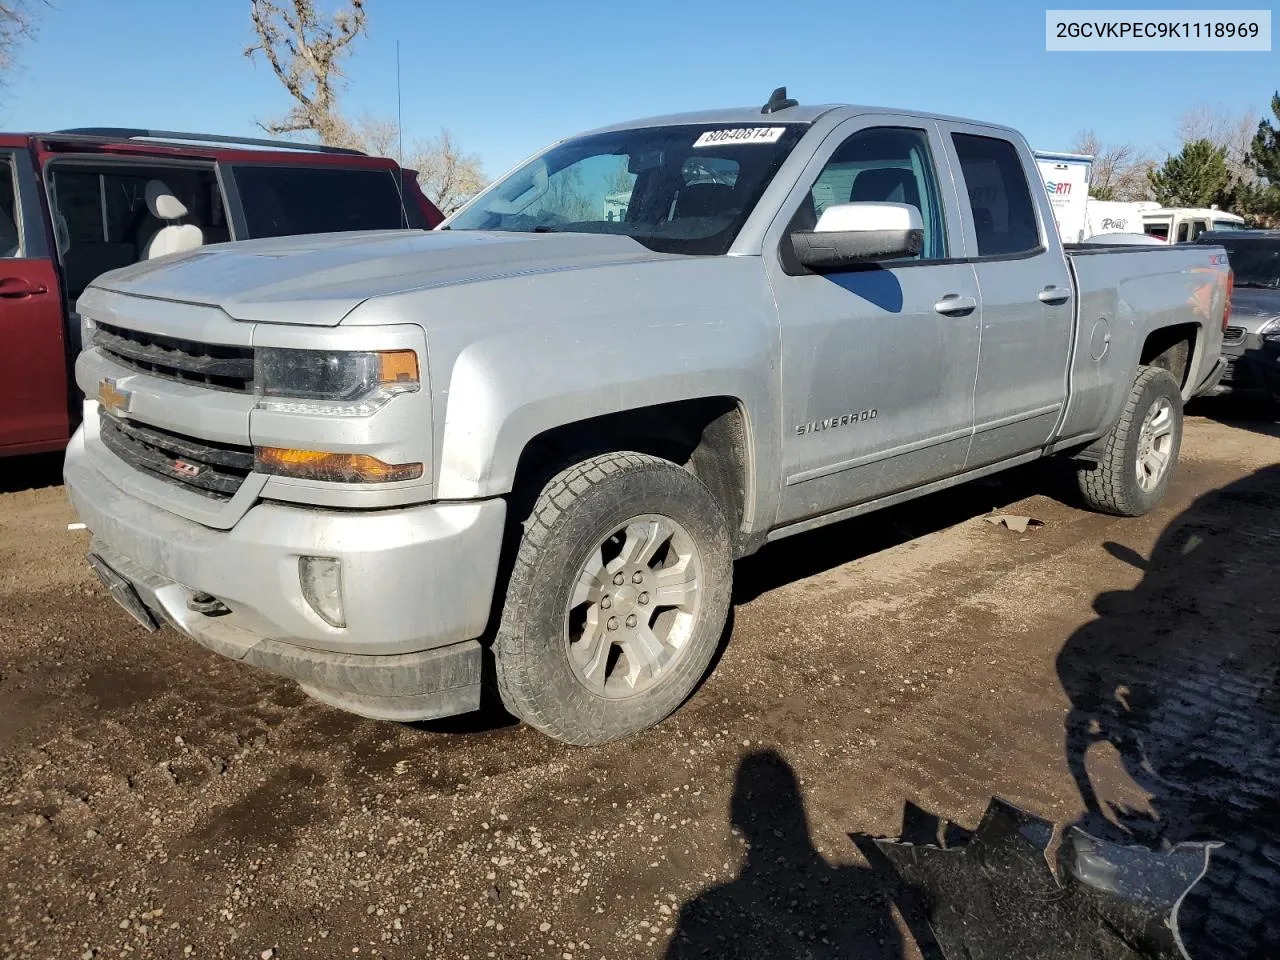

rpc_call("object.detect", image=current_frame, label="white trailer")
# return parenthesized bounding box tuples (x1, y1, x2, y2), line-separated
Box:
(1034, 151, 1092, 243)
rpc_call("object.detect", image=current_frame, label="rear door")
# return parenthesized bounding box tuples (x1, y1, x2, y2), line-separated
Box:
(937, 125, 1074, 468)
(0, 138, 69, 452)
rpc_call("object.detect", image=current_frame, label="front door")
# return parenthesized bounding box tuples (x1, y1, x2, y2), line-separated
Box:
(0, 140, 68, 452)
(766, 119, 981, 526)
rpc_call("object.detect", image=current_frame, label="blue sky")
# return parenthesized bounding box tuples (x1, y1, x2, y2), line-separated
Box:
(2, 1, 1274, 177)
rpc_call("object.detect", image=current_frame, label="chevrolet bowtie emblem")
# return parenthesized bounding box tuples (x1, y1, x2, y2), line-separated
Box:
(98, 378, 132, 417)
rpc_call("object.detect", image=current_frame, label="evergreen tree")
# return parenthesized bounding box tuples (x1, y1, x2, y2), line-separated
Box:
(1147, 139, 1234, 208)
(1241, 92, 1280, 221)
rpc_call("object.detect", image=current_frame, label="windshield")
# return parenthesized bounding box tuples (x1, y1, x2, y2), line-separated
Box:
(1216, 238, 1280, 288)
(1211, 219, 1246, 231)
(447, 123, 807, 255)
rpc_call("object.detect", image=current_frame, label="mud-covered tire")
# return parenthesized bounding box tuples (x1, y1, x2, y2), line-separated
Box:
(1077, 366, 1184, 517)
(493, 452, 732, 745)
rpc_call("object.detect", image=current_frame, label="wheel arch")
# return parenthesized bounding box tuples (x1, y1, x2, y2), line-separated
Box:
(500, 397, 758, 557)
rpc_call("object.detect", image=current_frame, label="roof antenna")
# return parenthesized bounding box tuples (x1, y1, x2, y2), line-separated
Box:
(761, 86, 798, 115)
(395, 39, 408, 227)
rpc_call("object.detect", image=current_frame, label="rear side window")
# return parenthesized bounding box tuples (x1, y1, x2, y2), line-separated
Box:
(0, 159, 19, 257)
(951, 134, 1041, 257)
(233, 166, 407, 238)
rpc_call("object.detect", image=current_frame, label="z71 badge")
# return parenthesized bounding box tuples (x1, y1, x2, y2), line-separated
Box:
(795, 409, 877, 436)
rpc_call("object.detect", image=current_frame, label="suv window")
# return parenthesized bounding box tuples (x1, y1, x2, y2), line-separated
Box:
(951, 134, 1041, 257)
(233, 166, 408, 238)
(801, 127, 947, 260)
(0, 158, 18, 257)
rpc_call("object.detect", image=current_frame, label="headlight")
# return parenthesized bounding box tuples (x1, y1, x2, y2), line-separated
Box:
(255, 348, 419, 416)
(1260, 317, 1280, 343)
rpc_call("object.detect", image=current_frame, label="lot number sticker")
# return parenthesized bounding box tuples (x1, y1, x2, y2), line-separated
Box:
(693, 127, 786, 148)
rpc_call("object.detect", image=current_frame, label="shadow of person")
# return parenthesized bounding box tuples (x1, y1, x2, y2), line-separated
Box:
(1056, 464, 1280, 959)
(666, 750, 903, 959)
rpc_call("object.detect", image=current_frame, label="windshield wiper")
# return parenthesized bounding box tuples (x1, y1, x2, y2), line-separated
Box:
(1232, 281, 1279, 289)
(532, 225, 558, 233)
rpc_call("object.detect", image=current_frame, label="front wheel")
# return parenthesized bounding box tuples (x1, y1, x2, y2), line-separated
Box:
(493, 452, 733, 745)
(1077, 365, 1183, 517)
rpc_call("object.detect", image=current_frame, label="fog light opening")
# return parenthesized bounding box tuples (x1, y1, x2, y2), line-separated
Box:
(299, 557, 346, 628)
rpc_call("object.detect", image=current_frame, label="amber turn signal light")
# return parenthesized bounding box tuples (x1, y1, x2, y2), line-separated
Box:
(377, 349, 419, 386)
(255, 447, 423, 483)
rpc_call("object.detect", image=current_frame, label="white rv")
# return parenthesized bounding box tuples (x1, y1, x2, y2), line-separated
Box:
(1084, 201, 1161, 238)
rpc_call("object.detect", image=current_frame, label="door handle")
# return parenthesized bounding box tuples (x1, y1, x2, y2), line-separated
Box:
(933, 294, 977, 315)
(0, 277, 48, 298)
(1038, 285, 1071, 305)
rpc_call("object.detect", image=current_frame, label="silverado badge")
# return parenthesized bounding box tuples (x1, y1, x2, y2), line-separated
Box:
(97, 378, 132, 417)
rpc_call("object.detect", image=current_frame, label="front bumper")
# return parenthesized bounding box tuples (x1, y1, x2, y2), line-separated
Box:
(65, 429, 507, 721)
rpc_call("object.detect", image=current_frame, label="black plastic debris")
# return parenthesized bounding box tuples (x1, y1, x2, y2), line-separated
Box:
(855, 798, 1219, 960)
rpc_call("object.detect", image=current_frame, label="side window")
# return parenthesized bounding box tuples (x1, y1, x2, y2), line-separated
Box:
(0, 157, 21, 258)
(1176, 221, 1190, 243)
(951, 134, 1041, 257)
(1145, 222, 1170, 241)
(801, 127, 946, 260)
(233, 166, 408, 238)
(1190, 220, 1207, 241)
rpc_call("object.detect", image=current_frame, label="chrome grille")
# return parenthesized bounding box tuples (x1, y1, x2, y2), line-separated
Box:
(94, 321, 255, 393)
(98, 409, 253, 500)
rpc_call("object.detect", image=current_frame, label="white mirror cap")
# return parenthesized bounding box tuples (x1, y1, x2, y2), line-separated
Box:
(814, 202, 923, 235)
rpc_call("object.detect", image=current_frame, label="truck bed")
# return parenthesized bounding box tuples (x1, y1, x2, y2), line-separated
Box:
(1054, 242, 1229, 450)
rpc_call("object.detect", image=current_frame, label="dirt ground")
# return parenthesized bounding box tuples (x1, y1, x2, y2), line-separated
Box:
(2, 404, 1278, 960)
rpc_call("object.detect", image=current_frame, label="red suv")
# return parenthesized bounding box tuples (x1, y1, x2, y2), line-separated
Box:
(0, 128, 444, 457)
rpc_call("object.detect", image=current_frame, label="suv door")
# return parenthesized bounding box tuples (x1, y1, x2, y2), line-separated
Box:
(0, 139, 69, 452)
(765, 118, 981, 526)
(938, 125, 1074, 468)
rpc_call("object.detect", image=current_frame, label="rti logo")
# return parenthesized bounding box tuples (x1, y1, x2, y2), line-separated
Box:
(1045, 181, 1072, 196)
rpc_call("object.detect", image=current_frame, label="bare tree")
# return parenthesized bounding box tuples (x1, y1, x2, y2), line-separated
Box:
(245, 0, 367, 146)
(408, 130, 487, 215)
(346, 115, 487, 214)
(1177, 104, 1260, 187)
(348, 114, 401, 159)
(1071, 129, 1153, 201)
(244, 5, 486, 213)
(0, 1, 49, 83)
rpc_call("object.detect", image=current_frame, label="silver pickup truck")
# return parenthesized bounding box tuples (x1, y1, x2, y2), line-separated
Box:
(65, 93, 1232, 745)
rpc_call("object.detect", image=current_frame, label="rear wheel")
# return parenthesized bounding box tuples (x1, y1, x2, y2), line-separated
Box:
(1077, 365, 1183, 517)
(493, 452, 732, 745)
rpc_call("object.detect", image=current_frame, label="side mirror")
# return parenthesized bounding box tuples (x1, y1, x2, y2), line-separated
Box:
(790, 202, 923, 270)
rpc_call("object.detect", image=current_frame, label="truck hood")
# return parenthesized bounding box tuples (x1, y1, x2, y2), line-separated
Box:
(87, 229, 676, 326)
(1227, 287, 1280, 333)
